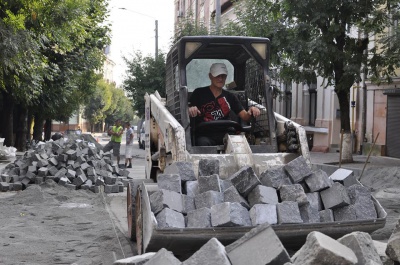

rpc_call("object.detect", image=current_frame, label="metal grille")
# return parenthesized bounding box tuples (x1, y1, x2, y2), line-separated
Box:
(386, 95, 400, 158)
(245, 58, 271, 142)
(165, 50, 181, 123)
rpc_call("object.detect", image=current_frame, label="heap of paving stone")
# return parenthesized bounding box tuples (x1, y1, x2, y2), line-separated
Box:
(148, 156, 378, 229)
(115, 220, 395, 264)
(0, 137, 131, 193)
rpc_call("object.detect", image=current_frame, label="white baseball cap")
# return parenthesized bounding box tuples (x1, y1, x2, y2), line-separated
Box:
(210, 63, 228, 77)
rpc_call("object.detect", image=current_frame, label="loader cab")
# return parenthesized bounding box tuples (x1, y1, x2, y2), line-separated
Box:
(165, 36, 277, 154)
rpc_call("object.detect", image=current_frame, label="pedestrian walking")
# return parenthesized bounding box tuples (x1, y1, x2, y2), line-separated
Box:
(103, 119, 123, 166)
(124, 121, 134, 168)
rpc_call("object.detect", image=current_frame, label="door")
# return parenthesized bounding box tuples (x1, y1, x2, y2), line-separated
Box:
(386, 95, 400, 158)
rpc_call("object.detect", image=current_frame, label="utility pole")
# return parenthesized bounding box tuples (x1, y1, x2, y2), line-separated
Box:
(119, 7, 158, 60)
(155, 20, 158, 59)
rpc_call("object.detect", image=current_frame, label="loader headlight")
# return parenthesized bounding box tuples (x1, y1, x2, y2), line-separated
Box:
(185, 42, 202, 58)
(251, 43, 267, 60)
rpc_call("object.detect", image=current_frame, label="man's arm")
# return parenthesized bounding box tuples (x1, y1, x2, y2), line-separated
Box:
(238, 106, 261, 122)
(115, 126, 124, 136)
(129, 130, 134, 143)
(189, 106, 201, 117)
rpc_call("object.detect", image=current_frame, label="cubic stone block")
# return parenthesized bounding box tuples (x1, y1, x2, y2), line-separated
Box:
(320, 182, 351, 209)
(37, 159, 49, 168)
(183, 238, 231, 265)
(223, 186, 250, 209)
(276, 201, 303, 224)
(305, 169, 332, 192)
(306, 192, 324, 211)
(211, 202, 251, 227)
(247, 185, 279, 207)
(329, 168, 357, 187)
(219, 179, 233, 192)
(182, 194, 195, 214)
(10, 182, 22, 191)
(284, 156, 312, 183)
(184, 181, 199, 197)
(35, 177, 44, 185)
(319, 209, 334, 222)
(104, 185, 113, 193)
(74, 175, 87, 187)
(48, 166, 58, 176)
(291, 231, 357, 265)
(156, 208, 185, 229)
(338, 232, 382, 265)
(260, 165, 292, 189)
(145, 248, 181, 265)
(0, 182, 10, 192)
(279, 184, 308, 206)
(157, 174, 182, 193)
(186, 207, 212, 228)
(333, 205, 357, 221)
(198, 174, 221, 193)
(226, 222, 291, 265)
(386, 219, 400, 263)
(249, 204, 277, 226)
(163, 161, 196, 182)
(198, 159, 220, 177)
(229, 166, 261, 197)
(347, 184, 377, 220)
(194, 190, 223, 209)
(150, 189, 183, 214)
(299, 203, 320, 223)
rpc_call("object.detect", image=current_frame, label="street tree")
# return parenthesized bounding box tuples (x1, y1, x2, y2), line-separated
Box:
(103, 86, 134, 129)
(123, 52, 166, 117)
(232, 0, 400, 162)
(84, 78, 113, 132)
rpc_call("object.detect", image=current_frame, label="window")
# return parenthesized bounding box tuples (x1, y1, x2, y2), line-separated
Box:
(186, 59, 234, 92)
(284, 81, 292, 119)
(309, 82, 317, 126)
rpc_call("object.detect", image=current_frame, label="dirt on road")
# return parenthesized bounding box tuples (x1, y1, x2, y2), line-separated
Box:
(0, 180, 134, 265)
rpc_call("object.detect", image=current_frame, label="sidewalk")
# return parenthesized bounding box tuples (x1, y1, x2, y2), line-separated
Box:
(310, 151, 400, 177)
(310, 151, 400, 168)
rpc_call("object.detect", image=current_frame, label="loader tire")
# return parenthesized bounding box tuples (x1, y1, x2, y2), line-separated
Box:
(127, 179, 154, 241)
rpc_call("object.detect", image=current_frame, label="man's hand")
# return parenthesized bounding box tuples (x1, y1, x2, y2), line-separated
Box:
(248, 106, 261, 117)
(189, 106, 201, 117)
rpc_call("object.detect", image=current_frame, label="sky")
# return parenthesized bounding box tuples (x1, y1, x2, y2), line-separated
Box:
(107, 0, 175, 86)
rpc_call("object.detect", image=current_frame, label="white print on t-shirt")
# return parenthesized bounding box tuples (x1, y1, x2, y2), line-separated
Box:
(210, 109, 224, 120)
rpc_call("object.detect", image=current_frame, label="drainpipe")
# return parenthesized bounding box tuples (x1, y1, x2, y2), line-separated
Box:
(216, 0, 221, 34)
(360, 49, 367, 155)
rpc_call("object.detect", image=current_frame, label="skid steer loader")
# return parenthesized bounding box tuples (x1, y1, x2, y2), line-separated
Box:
(127, 36, 386, 256)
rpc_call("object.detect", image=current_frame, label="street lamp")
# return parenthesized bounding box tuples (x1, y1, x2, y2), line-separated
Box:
(118, 7, 158, 59)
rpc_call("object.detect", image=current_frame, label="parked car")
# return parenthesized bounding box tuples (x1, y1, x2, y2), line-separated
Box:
(138, 122, 145, 149)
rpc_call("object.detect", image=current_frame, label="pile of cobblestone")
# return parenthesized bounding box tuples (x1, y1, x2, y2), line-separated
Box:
(0, 137, 131, 193)
(148, 156, 378, 229)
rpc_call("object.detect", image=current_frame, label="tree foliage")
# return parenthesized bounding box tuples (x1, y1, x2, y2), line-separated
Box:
(0, 0, 110, 147)
(232, 0, 400, 132)
(123, 51, 166, 117)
